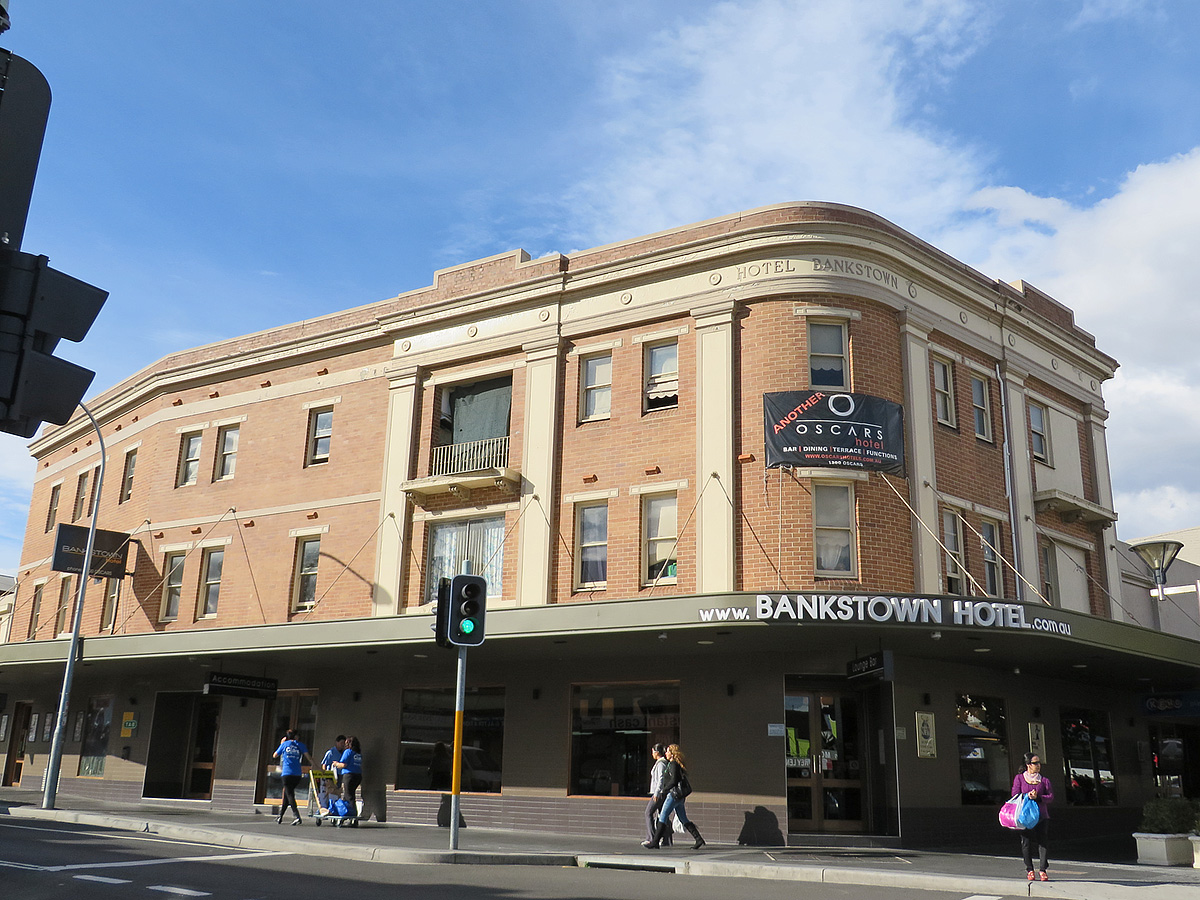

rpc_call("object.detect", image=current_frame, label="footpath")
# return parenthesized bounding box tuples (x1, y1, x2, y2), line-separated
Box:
(3, 788, 1200, 899)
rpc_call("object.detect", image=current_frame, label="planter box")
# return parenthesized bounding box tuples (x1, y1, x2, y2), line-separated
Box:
(1133, 832, 1193, 866)
(1192, 835, 1200, 869)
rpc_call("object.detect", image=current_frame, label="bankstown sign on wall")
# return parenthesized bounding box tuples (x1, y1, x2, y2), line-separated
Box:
(764, 390, 905, 475)
(698, 593, 1073, 636)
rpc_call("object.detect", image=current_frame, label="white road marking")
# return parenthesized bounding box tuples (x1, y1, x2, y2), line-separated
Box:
(74, 874, 133, 884)
(45, 851, 293, 871)
(0, 820, 258, 851)
(961, 895, 1003, 900)
(147, 888, 211, 897)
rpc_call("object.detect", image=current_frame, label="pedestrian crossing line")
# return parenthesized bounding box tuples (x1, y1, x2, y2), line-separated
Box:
(961, 895, 1002, 900)
(74, 874, 133, 884)
(46, 851, 292, 871)
(148, 888, 211, 897)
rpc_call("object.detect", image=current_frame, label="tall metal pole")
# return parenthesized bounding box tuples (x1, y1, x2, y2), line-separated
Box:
(449, 644, 467, 850)
(42, 400, 104, 809)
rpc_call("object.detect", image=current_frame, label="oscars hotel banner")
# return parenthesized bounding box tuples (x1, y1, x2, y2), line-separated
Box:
(763, 390, 905, 476)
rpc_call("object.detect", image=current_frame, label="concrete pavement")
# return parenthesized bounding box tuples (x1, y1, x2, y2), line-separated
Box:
(3, 787, 1200, 899)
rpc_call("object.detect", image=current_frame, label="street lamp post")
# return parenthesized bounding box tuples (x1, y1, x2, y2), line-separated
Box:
(1131, 539, 1186, 604)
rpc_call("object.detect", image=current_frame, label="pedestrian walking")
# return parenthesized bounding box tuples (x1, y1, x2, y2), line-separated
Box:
(333, 735, 363, 825)
(1012, 751, 1054, 881)
(272, 729, 312, 825)
(645, 743, 705, 850)
(641, 743, 673, 847)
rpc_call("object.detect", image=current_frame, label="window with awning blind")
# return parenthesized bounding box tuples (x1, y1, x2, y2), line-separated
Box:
(643, 341, 678, 412)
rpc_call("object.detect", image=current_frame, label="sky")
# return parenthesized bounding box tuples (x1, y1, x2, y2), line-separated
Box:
(3, 0, 1200, 575)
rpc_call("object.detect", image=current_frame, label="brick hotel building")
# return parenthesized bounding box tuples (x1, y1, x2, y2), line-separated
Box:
(2, 202, 1198, 846)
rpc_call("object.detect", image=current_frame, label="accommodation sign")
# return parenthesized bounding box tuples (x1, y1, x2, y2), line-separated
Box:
(698, 593, 1073, 636)
(764, 391, 905, 475)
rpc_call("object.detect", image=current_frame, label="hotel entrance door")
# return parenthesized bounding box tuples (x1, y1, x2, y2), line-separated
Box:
(784, 688, 865, 833)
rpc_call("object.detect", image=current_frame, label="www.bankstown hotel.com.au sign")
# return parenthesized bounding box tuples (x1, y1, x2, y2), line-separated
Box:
(698, 594, 1073, 636)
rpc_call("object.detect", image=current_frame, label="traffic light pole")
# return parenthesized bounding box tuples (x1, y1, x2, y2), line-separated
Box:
(449, 644, 467, 850)
(42, 400, 104, 809)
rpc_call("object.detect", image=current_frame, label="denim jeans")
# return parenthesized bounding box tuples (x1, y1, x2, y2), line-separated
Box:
(659, 791, 690, 826)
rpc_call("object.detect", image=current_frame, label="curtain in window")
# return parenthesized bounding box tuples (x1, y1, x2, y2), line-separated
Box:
(429, 516, 505, 602)
(451, 378, 512, 443)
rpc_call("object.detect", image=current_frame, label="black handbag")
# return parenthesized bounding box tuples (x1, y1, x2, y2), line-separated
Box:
(672, 770, 692, 800)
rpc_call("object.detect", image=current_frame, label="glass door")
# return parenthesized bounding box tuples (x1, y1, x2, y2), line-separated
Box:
(2, 703, 32, 786)
(785, 688, 865, 833)
(258, 690, 318, 806)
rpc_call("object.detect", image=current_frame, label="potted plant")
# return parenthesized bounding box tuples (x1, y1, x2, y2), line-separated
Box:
(1134, 798, 1197, 866)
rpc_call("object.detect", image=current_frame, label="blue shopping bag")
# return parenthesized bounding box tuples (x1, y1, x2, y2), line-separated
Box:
(1015, 794, 1040, 829)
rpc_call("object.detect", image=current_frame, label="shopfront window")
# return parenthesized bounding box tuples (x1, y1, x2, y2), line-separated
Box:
(1061, 707, 1116, 805)
(396, 687, 504, 792)
(957, 694, 1010, 805)
(570, 683, 679, 797)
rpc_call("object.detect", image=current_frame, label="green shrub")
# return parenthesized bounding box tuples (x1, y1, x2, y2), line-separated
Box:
(1139, 798, 1198, 834)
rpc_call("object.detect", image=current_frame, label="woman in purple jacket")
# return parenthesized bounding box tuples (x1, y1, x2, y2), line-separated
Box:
(1011, 752, 1054, 882)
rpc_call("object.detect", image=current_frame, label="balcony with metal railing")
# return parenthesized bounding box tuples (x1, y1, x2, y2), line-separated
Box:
(402, 435, 519, 505)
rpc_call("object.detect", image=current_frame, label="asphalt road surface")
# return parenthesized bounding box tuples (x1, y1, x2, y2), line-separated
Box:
(0, 818, 1027, 900)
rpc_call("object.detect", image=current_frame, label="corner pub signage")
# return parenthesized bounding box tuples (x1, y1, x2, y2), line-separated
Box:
(731, 255, 919, 299)
(698, 593, 1074, 636)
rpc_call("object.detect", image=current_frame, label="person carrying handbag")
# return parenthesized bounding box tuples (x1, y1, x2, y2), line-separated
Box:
(644, 744, 705, 850)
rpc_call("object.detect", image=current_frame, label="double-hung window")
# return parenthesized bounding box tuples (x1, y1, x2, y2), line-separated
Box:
(55, 577, 73, 634)
(1029, 402, 1050, 463)
(814, 483, 855, 576)
(44, 484, 61, 532)
(809, 322, 847, 388)
(642, 493, 677, 584)
(72, 470, 90, 521)
(932, 357, 955, 426)
(100, 578, 119, 632)
(199, 548, 224, 618)
(307, 408, 333, 466)
(427, 516, 505, 603)
(177, 433, 202, 486)
(643, 341, 678, 412)
(119, 449, 137, 503)
(970, 375, 992, 441)
(214, 425, 239, 480)
(27, 583, 44, 639)
(981, 520, 1002, 597)
(580, 354, 612, 422)
(942, 510, 966, 594)
(294, 537, 321, 610)
(575, 503, 608, 589)
(161, 553, 185, 621)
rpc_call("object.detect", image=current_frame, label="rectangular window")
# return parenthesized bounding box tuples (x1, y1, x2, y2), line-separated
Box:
(569, 682, 680, 796)
(199, 548, 224, 618)
(1040, 541, 1059, 607)
(942, 510, 965, 594)
(306, 408, 333, 466)
(55, 577, 73, 634)
(214, 425, 239, 480)
(957, 694, 1010, 805)
(580, 354, 612, 421)
(176, 432, 202, 486)
(809, 322, 847, 388)
(72, 470, 89, 521)
(981, 520, 1002, 597)
(426, 516, 505, 603)
(86, 465, 100, 516)
(161, 552, 185, 620)
(293, 537, 321, 610)
(77, 696, 113, 777)
(44, 484, 61, 532)
(1061, 708, 1116, 805)
(642, 493, 677, 584)
(1029, 402, 1050, 463)
(100, 578, 119, 632)
(643, 341, 679, 411)
(932, 358, 956, 426)
(27, 583, 44, 639)
(396, 687, 505, 792)
(575, 502, 608, 589)
(970, 375, 992, 440)
(119, 449, 137, 503)
(814, 483, 855, 576)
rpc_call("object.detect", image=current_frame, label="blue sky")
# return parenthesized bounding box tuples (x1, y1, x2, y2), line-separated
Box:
(4, 0, 1200, 574)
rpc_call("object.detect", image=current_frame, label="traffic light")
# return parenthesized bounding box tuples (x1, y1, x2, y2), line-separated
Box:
(0, 248, 107, 437)
(445, 574, 486, 647)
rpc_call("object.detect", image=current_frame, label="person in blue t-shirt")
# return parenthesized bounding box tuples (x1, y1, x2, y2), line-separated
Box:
(272, 729, 313, 825)
(321, 735, 347, 770)
(332, 735, 363, 824)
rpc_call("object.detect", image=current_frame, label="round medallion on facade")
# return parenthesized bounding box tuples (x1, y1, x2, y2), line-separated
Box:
(468, 325, 478, 337)
(401, 340, 411, 352)
(709, 273, 722, 286)
(959, 311, 968, 324)
(621, 292, 633, 305)
(539, 309, 550, 322)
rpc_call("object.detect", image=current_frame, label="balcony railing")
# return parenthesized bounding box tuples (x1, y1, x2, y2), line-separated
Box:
(430, 436, 509, 477)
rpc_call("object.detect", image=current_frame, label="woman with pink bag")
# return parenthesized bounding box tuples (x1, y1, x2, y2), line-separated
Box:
(1011, 752, 1055, 882)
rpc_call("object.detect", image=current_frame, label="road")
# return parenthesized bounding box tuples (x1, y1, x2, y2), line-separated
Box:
(0, 818, 1028, 900)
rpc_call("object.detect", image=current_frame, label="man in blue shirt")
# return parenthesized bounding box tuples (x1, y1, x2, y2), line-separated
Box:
(273, 729, 313, 825)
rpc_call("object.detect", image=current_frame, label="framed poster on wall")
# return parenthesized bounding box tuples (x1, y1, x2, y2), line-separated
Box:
(916, 710, 937, 758)
(1029, 721, 1046, 759)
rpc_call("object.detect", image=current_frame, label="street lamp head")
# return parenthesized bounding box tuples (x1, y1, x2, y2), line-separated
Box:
(1130, 539, 1185, 588)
